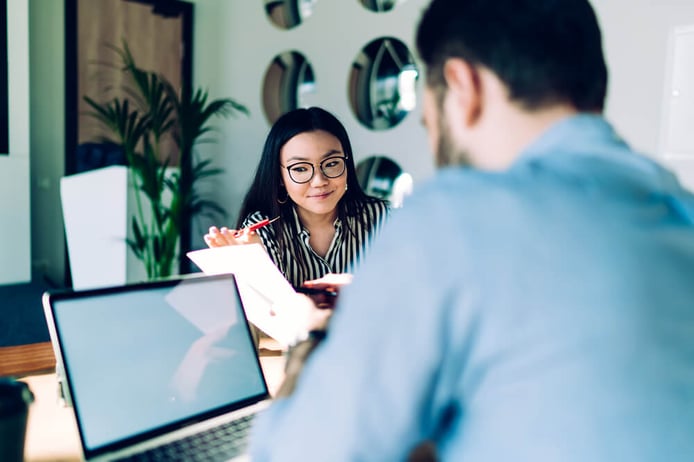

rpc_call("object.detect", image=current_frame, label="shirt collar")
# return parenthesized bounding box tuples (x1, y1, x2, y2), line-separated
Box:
(511, 114, 685, 198)
(291, 206, 343, 238)
(515, 114, 628, 165)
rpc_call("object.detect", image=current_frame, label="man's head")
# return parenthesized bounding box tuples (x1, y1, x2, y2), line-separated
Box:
(415, 0, 608, 168)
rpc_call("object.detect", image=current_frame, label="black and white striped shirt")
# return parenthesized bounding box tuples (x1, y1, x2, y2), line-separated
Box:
(241, 200, 389, 289)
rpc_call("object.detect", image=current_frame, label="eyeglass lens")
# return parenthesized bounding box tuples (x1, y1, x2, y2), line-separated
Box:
(287, 157, 346, 183)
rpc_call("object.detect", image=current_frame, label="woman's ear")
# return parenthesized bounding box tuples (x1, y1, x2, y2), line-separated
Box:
(443, 58, 482, 126)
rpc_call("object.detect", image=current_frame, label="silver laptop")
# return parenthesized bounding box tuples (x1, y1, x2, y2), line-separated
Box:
(42, 273, 271, 461)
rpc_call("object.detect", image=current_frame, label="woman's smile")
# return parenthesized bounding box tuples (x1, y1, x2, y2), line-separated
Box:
(308, 189, 335, 200)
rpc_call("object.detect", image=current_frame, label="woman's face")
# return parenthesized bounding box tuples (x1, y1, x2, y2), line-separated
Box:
(279, 130, 348, 222)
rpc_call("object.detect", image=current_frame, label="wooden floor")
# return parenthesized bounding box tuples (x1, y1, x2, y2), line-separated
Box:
(0, 342, 56, 378)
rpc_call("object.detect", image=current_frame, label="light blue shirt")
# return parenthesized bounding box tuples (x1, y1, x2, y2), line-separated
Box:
(249, 115, 694, 461)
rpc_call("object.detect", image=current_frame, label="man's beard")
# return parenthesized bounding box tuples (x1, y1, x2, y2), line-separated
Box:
(435, 109, 472, 168)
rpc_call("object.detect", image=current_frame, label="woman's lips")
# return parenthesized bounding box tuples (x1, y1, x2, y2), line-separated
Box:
(309, 190, 334, 200)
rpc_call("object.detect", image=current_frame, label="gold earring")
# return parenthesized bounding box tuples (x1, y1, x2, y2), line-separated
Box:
(277, 188, 289, 204)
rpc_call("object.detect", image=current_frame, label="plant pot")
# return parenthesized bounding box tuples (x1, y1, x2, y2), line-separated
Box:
(60, 165, 179, 290)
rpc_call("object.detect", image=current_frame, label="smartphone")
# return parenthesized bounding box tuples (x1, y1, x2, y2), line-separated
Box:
(295, 286, 337, 297)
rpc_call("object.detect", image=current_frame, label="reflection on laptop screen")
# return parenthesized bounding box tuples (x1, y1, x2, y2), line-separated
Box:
(50, 275, 267, 452)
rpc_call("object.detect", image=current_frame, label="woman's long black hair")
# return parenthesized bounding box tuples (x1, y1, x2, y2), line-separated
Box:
(237, 107, 385, 258)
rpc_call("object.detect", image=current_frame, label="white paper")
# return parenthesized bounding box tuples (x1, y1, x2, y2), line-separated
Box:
(186, 245, 303, 347)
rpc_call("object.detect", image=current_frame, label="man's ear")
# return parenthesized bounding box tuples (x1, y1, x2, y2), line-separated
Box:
(443, 58, 482, 125)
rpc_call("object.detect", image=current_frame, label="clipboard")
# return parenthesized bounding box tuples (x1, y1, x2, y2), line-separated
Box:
(186, 244, 305, 347)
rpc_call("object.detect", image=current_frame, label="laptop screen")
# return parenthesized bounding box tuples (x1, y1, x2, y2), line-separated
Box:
(45, 274, 269, 455)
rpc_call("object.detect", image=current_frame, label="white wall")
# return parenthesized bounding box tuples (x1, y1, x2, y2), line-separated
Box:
(189, 0, 432, 248)
(0, 0, 31, 285)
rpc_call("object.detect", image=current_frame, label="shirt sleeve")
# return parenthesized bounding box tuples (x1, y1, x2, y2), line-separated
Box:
(248, 192, 458, 461)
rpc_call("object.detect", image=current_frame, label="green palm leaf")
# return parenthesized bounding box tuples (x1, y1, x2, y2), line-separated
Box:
(83, 40, 247, 280)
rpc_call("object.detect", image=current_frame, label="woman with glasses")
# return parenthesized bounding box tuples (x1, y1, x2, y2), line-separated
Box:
(204, 107, 389, 291)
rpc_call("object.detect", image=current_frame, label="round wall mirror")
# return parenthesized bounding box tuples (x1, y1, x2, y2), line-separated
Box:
(265, 0, 317, 30)
(357, 156, 413, 208)
(262, 50, 317, 124)
(359, 0, 407, 13)
(349, 37, 419, 131)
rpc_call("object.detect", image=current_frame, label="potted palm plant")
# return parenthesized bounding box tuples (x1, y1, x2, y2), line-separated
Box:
(82, 41, 248, 280)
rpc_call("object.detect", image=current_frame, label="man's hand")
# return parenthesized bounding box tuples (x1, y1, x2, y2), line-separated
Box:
(272, 293, 333, 399)
(271, 293, 333, 339)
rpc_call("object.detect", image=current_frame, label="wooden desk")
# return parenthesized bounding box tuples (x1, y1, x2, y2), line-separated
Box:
(0, 342, 56, 377)
(19, 340, 286, 462)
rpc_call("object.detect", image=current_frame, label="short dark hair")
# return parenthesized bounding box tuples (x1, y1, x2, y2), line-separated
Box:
(415, 0, 608, 112)
(238, 107, 384, 249)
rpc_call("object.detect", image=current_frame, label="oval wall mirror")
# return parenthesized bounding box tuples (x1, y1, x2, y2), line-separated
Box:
(356, 155, 413, 208)
(262, 50, 317, 124)
(359, 0, 407, 13)
(349, 37, 419, 131)
(265, 0, 317, 30)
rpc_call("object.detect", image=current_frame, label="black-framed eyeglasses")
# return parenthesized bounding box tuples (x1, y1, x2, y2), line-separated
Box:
(281, 156, 348, 184)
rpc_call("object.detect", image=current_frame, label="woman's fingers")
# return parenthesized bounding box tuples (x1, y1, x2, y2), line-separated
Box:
(204, 225, 263, 248)
(204, 226, 241, 247)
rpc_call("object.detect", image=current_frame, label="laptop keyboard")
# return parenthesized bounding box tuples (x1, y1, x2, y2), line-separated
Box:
(114, 413, 255, 462)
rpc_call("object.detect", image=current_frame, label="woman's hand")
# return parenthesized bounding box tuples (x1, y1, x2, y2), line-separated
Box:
(204, 226, 261, 248)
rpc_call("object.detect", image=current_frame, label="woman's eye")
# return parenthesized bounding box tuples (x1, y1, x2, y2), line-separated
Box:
(291, 166, 308, 173)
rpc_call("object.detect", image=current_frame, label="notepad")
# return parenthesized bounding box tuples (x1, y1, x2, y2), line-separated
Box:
(187, 244, 307, 348)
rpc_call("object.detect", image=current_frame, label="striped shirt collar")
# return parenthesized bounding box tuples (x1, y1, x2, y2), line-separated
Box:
(289, 205, 343, 239)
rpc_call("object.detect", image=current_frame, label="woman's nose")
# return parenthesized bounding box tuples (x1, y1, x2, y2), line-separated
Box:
(310, 168, 329, 185)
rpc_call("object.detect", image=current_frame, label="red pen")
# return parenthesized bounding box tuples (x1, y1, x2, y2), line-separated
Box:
(233, 216, 279, 237)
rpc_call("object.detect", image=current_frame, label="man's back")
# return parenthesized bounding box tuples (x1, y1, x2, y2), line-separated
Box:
(250, 115, 694, 461)
(249, 0, 694, 458)
(416, 115, 694, 459)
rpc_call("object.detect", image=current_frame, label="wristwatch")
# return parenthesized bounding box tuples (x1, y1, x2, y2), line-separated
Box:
(290, 328, 327, 349)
